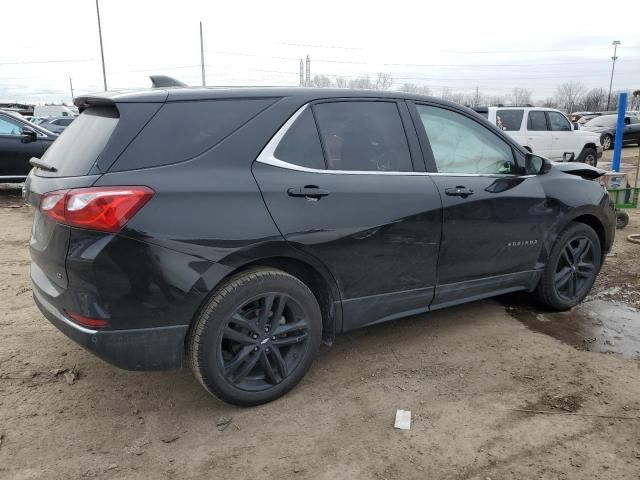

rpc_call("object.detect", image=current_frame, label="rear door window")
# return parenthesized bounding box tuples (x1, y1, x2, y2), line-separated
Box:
(312, 101, 413, 172)
(37, 106, 119, 177)
(527, 111, 548, 131)
(496, 109, 523, 131)
(274, 109, 325, 169)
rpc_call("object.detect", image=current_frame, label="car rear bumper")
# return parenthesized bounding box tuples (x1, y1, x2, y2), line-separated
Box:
(32, 284, 188, 371)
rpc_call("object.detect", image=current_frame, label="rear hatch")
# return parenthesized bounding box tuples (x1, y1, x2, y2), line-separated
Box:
(25, 97, 164, 301)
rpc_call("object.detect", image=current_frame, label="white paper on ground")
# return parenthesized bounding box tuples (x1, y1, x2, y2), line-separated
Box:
(394, 409, 411, 430)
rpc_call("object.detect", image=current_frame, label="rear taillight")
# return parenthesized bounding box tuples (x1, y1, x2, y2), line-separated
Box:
(40, 186, 154, 233)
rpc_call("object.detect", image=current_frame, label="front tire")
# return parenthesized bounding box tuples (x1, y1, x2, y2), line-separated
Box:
(601, 134, 613, 150)
(187, 268, 322, 406)
(577, 147, 598, 167)
(534, 223, 601, 311)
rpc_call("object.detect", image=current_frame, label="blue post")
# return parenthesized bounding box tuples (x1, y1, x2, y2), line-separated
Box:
(611, 92, 627, 172)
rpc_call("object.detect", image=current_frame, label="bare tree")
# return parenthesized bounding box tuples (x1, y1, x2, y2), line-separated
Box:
(542, 97, 559, 108)
(348, 75, 374, 89)
(334, 77, 348, 89)
(511, 88, 532, 106)
(554, 81, 586, 113)
(310, 75, 333, 88)
(373, 72, 393, 90)
(485, 95, 506, 106)
(581, 88, 607, 112)
(399, 83, 431, 96)
(441, 86, 452, 100)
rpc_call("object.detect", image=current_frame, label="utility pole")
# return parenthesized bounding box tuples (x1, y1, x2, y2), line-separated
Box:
(69, 76, 74, 101)
(95, 0, 108, 91)
(200, 21, 206, 86)
(305, 54, 310, 86)
(299, 59, 304, 86)
(474, 86, 480, 106)
(606, 40, 621, 111)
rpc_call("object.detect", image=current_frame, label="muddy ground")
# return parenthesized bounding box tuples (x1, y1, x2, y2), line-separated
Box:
(1, 148, 640, 479)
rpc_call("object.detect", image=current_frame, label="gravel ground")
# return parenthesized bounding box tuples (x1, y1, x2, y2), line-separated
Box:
(1, 158, 640, 479)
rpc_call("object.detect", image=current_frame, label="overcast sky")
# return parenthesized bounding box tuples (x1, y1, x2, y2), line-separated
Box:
(1, 0, 638, 104)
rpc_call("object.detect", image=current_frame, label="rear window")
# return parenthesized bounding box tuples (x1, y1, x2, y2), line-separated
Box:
(37, 106, 118, 177)
(112, 98, 276, 171)
(496, 109, 523, 131)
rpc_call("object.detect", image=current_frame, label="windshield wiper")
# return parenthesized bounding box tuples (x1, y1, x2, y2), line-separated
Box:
(29, 157, 57, 172)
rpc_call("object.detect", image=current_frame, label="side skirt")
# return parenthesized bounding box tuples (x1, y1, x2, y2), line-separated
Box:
(340, 270, 542, 333)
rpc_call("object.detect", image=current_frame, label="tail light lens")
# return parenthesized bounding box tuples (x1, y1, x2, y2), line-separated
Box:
(40, 186, 154, 233)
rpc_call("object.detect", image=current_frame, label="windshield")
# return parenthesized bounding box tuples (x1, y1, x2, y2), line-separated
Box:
(584, 115, 616, 128)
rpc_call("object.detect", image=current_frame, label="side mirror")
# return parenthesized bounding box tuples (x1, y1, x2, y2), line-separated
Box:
(573, 123, 580, 130)
(20, 126, 37, 144)
(525, 153, 552, 175)
(624, 117, 630, 126)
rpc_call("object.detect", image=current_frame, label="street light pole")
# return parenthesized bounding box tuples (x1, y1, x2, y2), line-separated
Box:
(200, 21, 206, 86)
(96, 0, 108, 91)
(606, 40, 620, 111)
(69, 76, 74, 101)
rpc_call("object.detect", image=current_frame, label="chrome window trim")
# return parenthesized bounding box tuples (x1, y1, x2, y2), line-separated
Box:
(255, 104, 532, 179)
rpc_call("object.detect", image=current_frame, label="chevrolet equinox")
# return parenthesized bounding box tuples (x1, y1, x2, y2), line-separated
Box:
(25, 87, 615, 405)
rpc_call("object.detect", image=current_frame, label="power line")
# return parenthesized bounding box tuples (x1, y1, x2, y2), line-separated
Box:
(0, 58, 98, 65)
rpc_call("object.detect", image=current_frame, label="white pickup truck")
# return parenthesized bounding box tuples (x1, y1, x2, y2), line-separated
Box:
(474, 106, 603, 166)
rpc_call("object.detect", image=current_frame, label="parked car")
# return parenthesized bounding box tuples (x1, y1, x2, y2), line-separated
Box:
(25, 88, 615, 406)
(0, 110, 57, 182)
(475, 106, 602, 166)
(568, 111, 601, 124)
(33, 105, 77, 118)
(581, 113, 640, 150)
(38, 116, 75, 134)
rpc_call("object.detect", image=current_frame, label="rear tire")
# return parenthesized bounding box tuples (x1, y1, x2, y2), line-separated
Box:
(577, 147, 598, 167)
(187, 268, 322, 406)
(534, 223, 601, 311)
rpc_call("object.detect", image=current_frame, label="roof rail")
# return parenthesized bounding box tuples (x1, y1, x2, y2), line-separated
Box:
(149, 75, 188, 88)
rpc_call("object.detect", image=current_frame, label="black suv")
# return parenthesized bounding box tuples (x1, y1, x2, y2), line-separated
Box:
(25, 88, 615, 405)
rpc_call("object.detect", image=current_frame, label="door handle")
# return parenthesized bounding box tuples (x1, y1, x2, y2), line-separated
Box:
(287, 186, 331, 199)
(444, 186, 474, 198)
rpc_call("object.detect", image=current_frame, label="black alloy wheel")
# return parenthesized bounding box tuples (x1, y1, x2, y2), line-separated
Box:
(188, 268, 322, 406)
(222, 293, 310, 390)
(553, 236, 596, 302)
(534, 222, 601, 311)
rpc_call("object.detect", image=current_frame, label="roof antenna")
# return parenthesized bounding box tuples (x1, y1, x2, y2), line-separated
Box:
(149, 75, 188, 88)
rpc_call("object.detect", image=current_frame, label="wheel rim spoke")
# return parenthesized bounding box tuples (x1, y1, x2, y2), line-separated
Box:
(573, 238, 590, 262)
(223, 327, 255, 345)
(230, 313, 260, 335)
(258, 294, 276, 331)
(269, 345, 288, 378)
(231, 351, 261, 383)
(555, 267, 573, 289)
(272, 320, 308, 336)
(576, 262, 594, 278)
(270, 295, 288, 331)
(261, 351, 279, 385)
(224, 345, 255, 377)
(272, 332, 309, 347)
